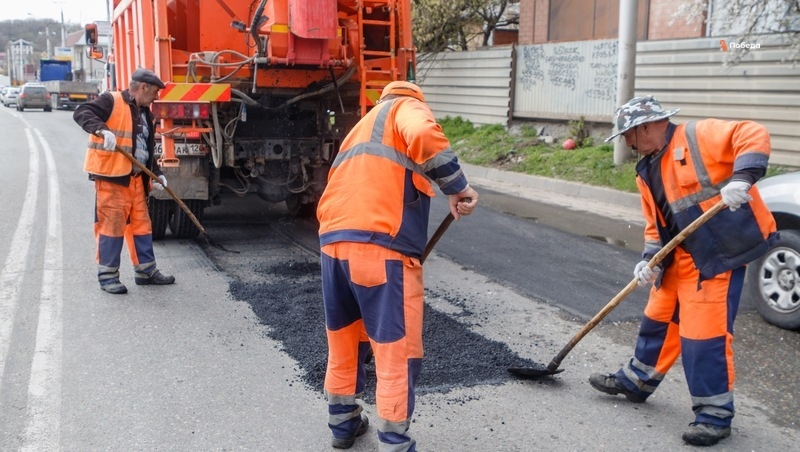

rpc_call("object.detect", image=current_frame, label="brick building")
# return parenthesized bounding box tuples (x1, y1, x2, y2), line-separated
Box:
(516, 0, 704, 45)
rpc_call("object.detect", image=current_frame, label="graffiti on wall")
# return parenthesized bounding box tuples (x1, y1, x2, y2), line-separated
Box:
(520, 40, 617, 98)
(520, 46, 545, 91)
(517, 39, 619, 117)
(586, 41, 618, 101)
(546, 45, 584, 90)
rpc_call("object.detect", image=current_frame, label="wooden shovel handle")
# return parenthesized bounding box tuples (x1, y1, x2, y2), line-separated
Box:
(116, 147, 208, 236)
(420, 197, 473, 265)
(420, 213, 455, 264)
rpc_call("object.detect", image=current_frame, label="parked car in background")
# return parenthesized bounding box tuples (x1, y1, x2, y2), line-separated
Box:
(2, 87, 20, 107)
(746, 171, 800, 329)
(17, 83, 52, 112)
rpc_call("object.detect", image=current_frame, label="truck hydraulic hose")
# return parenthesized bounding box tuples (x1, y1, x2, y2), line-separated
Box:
(250, 0, 269, 57)
(226, 65, 355, 110)
(211, 103, 224, 169)
(230, 89, 261, 108)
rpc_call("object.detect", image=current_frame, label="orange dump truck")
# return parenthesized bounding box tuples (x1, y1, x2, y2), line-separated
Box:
(92, 0, 415, 238)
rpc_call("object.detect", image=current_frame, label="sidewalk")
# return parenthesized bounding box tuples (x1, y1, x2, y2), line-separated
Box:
(461, 162, 646, 225)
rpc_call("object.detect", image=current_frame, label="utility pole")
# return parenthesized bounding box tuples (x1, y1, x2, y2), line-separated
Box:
(61, 9, 67, 47)
(614, 0, 638, 165)
(46, 26, 52, 59)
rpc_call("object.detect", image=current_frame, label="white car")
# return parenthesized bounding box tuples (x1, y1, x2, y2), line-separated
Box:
(3, 87, 20, 107)
(745, 171, 800, 329)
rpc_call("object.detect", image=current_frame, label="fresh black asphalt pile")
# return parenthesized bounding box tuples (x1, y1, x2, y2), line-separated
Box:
(228, 260, 547, 403)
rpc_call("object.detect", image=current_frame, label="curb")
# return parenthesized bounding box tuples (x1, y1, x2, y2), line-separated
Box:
(461, 163, 642, 211)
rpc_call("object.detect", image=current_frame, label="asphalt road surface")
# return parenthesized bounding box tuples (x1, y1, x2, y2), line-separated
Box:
(1, 107, 798, 451)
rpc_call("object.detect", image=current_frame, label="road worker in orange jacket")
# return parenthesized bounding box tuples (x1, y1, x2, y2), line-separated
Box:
(589, 96, 778, 447)
(317, 81, 479, 451)
(73, 68, 175, 295)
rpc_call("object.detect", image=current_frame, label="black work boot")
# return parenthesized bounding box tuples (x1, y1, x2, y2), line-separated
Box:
(100, 279, 128, 294)
(331, 414, 369, 449)
(589, 373, 646, 403)
(135, 269, 175, 286)
(682, 422, 731, 446)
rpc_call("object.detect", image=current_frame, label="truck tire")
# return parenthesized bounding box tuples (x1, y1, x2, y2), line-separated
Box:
(168, 200, 204, 239)
(148, 198, 170, 240)
(746, 229, 800, 330)
(285, 195, 317, 218)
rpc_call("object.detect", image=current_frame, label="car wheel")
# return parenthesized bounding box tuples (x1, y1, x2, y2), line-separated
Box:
(746, 229, 800, 329)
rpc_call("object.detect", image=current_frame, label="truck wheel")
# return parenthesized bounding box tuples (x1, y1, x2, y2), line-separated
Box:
(285, 195, 317, 218)
(169, 200, 204, 239)
(148, 198, 170, 240)
(746, 229, 800, 329)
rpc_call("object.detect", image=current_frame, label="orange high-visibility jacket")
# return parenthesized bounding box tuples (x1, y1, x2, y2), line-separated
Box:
(83, 91, 134, 177)
(317, 97, 468, 258)
(636, 119, 777, 281)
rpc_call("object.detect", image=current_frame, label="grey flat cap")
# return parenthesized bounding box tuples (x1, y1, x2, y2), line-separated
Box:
(131, 67, 166, 89)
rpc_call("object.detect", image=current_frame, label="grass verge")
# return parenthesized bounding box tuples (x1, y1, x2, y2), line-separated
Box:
(440, 116, 792, 194)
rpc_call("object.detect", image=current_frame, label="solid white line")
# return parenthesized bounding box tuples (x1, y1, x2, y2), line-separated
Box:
(21, 130, 64, 451)
(0, 125, 39, 389)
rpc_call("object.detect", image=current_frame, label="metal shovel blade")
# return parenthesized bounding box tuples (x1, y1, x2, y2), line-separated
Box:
(508, 366, 564, 377)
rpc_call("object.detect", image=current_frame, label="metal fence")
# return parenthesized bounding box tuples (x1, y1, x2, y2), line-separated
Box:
(636, 36, 800, 167)
(512, 39, 619, 122)
(417, 35, 800, 167)
(415, 47, 514, 127)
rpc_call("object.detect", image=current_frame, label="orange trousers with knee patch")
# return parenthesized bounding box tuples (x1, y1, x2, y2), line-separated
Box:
(321, 242, 423, 424)
(94, 176, 155, 270)
(618, 247, 741, 426)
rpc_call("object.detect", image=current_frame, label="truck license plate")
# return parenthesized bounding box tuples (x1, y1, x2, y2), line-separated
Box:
(154, 142, 206, 156)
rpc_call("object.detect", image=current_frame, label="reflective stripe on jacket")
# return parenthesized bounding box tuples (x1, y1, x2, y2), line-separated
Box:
(317, 97, 468, 258)
(636, 119, 777, 282)
(83, 91, 134, 177)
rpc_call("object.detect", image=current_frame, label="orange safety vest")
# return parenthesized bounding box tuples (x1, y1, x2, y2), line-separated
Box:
(636, 119, 777, 281)
(83, 91, 134, 177)
(317, 97, 468, 258)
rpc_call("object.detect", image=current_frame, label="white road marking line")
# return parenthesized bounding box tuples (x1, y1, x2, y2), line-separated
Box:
(21, 129, 64, 451)
(0, 125, 39, 389)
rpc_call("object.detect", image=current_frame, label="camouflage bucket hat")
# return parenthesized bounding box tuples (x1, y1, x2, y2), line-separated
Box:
(604, 96, 680, 142)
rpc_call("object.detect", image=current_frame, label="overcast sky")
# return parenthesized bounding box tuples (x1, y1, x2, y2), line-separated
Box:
(0, 0, 109, 25)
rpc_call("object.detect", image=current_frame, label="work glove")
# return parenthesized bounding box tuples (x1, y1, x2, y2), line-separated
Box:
(634, 260, 662, 286)
(720, 180, 752, 211)
(152, 175, 167, 191)
(99, 130, 117, 151)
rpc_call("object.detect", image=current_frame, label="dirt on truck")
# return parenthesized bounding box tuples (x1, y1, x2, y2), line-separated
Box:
(89, 0, 416, 239)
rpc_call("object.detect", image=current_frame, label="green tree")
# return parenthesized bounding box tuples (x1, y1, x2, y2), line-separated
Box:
(412, 0, 519, 52)
(412, 0, 479, 52)
(473, 0, 519, 47)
